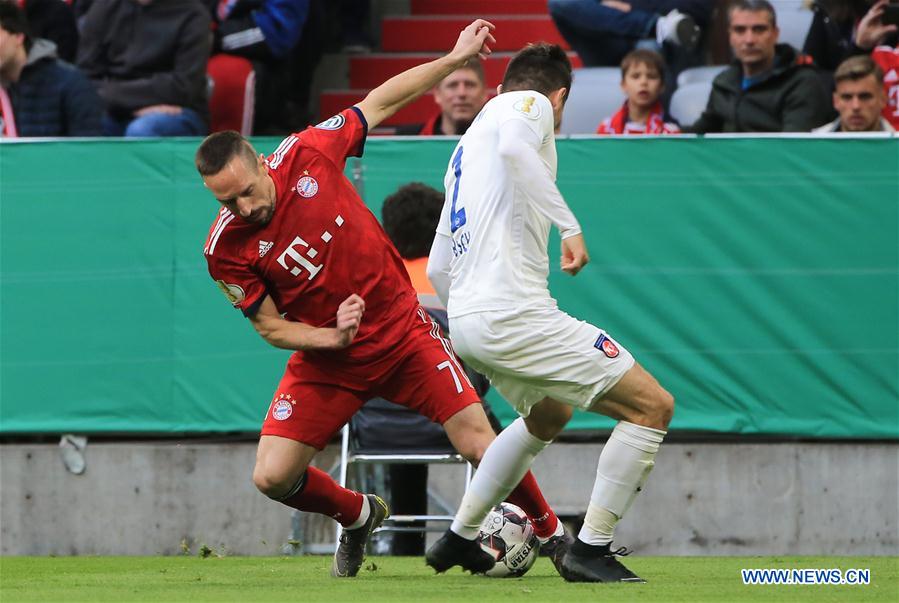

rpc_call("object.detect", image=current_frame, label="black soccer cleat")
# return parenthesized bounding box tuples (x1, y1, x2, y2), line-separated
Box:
(426, 529, 496, 574)
(560, 544, 646, 583)
(539, 528, 574, 578)
(331, 494, 390, 578)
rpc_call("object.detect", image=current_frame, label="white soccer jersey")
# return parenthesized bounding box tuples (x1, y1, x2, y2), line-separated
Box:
(437, 90, 572, 318)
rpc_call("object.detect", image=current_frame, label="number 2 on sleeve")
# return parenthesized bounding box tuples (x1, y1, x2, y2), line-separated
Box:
(450, 145, 466, 233)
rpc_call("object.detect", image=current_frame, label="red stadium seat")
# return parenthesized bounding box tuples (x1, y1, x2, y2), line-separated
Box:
(207, 54, 256, 135)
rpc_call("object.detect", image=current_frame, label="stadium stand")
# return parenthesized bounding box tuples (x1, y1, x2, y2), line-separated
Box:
(559, 67, 625, 134)
(676, 64, 728, 87)
(668, 80, 713, 127)
(319, 2, 574, 127)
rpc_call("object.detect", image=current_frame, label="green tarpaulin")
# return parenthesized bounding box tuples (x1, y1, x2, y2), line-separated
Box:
(1, 137, 896, 437)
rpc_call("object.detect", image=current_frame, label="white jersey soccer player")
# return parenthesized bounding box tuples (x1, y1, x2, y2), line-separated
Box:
(425, 43, 674, 583)
(432, 87, 634, 417)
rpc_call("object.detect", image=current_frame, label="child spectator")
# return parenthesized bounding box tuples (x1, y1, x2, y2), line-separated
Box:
(597, 48, 680, 134)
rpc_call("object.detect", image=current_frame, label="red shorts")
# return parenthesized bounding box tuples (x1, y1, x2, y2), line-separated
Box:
(261, 307, 481, 449)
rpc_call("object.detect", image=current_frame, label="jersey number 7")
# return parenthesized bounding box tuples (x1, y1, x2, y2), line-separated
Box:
(450, 145, 467, 233)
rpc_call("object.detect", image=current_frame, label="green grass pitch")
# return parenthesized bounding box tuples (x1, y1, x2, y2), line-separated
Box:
(1, 556, 896, 602)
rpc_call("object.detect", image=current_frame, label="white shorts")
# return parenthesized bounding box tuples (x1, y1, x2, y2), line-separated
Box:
(449, 306, 635, 417)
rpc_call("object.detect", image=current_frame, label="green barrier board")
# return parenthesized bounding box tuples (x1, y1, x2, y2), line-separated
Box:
(1, 137, 896, 438)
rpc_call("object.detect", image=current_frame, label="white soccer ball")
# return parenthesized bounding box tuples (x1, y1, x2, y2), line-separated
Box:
(477, 502, 540, 578)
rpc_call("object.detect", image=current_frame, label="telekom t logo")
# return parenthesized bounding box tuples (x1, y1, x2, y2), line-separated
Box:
(276, 214, 344, 281)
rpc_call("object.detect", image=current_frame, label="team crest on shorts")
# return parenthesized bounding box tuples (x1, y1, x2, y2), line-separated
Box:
(594, 334, 620, 358)
(296, 173, 319, 198)
(271, 393, 295, 421)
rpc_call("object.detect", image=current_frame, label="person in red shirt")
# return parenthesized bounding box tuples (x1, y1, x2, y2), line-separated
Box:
(872, 45, 899, 129)
(596, 49, 680, 135)
(194, 19, 569, 578)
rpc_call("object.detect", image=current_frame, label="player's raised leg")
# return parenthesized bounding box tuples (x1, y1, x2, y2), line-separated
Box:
(253, 435, 389, 577)
(560, 362, 674, 583)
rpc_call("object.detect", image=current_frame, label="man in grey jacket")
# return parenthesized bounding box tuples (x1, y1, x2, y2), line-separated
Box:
(688, 0, 830, 133)
(77, 0, 211, 136)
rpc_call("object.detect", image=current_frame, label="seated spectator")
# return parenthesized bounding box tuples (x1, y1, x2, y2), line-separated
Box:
(689, 0, 830, 132)
(814, 54, 895, 131)
(803, 0, 898, 72)
(872, 44, 899, 128)
(597, 48, 680, 134)
(396, 60, 489, 136)
(548, 0, 711, 67)
(19, 0, 78, 62)
(208, 0, 317, 133)
(0, 2, 101, 137)
(77, 0, 211, 137)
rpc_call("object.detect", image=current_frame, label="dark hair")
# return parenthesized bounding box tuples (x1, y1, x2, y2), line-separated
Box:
(620, 49, 666, 80)
(502, 43, 572, 100)
(834, 54, 884, 86)
(0, 1, 32, 53)
(728, 0, 777, 26)
(195, 130, 257, 176)
(381, 182, 444, 259)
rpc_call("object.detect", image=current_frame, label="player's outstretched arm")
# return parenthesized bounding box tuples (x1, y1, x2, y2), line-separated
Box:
(354, 19, 495, 129)
(248, 294, 365, 350)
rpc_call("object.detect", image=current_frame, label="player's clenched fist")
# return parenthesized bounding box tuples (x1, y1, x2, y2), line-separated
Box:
(561, 233, 590, 276)
(334, 294, 366, 348)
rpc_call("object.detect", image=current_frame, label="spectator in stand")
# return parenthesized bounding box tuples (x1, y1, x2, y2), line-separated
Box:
(18, 0, 78, 62)
(596, 48, 680, 134)
(688, 0, 830, 132)
(77, 0, 211, 137)
(548, 0, 711, 67)
(208, 0, 324, 133)
(814, 54, 895, 130)
(872, 44, 899, 128)
(396, 60, 489, 135)
(0, 2, 101, 137)
(803, 0, 897, 72)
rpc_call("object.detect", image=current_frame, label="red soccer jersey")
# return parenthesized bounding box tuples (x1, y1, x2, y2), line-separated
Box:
(873, 46, 899, 130)
(204, 107, 420, 366)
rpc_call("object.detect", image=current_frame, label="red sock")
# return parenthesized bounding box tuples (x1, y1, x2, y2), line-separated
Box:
(506, 470, 559, 539)
(278, 466, 364, 527)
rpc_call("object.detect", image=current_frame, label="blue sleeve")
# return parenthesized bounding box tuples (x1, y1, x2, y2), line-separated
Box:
(251, 0, 310, 58)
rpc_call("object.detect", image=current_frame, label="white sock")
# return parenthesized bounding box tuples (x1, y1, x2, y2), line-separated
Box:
(346, 495, 370, 530)
(450, 418, 551, 539)
(578, 421, 666, 546)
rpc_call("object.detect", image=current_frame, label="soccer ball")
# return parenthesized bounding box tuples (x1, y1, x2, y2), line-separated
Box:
(477, 502, 540, 578)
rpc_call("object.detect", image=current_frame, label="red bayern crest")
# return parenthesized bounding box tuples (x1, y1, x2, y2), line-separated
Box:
(295, 175, 319, 198)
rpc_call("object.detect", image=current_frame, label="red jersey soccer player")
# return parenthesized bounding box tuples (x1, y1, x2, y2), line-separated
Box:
(195, 20, 570, 578)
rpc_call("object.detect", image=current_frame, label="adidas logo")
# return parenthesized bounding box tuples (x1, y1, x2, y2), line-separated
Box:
(886, 69, 898, 83)
(259, 240, 274, 257)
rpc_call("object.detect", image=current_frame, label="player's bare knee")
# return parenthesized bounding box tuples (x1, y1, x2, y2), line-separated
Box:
(634, 389, 674, 430)
(252, 465, 293, 498)
(458, 434, 491, 465)
(655, 389, 675, 428)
